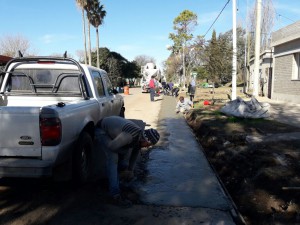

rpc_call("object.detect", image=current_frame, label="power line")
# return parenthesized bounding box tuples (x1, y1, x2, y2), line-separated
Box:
(276, 13, 295, 23)
(204, 0, 231, 38)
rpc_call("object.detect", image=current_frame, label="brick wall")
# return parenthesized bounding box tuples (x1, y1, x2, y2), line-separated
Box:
(273, 54, 300, 103)
(271, 21, 300, 103)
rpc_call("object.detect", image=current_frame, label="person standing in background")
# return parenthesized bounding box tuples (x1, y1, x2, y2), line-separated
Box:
(189, 78, 196, 102)
(171, 83, 179, 97)
(167, 81, 174, 92)
(149, 75, 156, 102)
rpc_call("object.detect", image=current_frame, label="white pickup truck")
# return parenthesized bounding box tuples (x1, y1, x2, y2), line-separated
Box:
(0, 56, 125, 183)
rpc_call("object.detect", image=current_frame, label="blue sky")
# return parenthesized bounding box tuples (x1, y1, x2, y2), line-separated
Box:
(1, 0, 300, 67)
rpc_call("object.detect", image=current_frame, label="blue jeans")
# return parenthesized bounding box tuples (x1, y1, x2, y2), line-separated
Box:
(98, 131, 130, 196)
(150, 88, 155, 101)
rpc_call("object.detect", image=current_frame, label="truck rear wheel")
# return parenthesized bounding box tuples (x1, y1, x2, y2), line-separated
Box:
(73, 131, 93, 184)
(119, 106, 125, 118)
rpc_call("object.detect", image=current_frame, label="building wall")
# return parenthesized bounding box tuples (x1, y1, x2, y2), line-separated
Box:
(274, 39, 300, 55)
(272, 54, 300, 103)
(271, 20, 300, 104)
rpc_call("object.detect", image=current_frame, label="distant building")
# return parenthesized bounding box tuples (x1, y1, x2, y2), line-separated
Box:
(0, 55, 13, 71)
(248, 50, 273, 98)
(0, 55, 13, 65)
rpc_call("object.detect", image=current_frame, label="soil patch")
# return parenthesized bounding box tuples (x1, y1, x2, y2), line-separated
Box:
(186, 105, 300, 225)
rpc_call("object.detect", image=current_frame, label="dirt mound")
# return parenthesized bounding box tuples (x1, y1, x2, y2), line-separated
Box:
(186, 106, 300, 225)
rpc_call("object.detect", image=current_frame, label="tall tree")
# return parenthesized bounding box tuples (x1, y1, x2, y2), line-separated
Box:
(87, 0, 106, 68)
(247, 0, 275, 54)
(107, 57, 121, 86)
(84, 0, 93, 65)
(205, 30, 220, 82)
(221, 27, 246, 81)
(165, 53, 182, 82)
(90, 47, 139, 83)
(169, 10, 197, 86)
(205, 30, 234, 84)
(123, 61, 140, 85)
(134, 55, 156, 68)
(75, 0, 88, 64)
(0, 34, 31, 57)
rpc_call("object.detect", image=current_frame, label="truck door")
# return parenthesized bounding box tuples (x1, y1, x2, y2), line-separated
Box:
(102, 73, 122, 116)
(91, 70, 111, 118)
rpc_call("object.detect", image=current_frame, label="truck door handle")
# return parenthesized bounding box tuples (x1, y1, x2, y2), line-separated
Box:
(102, 103, 105, 106)
(111, 100, 114, 103)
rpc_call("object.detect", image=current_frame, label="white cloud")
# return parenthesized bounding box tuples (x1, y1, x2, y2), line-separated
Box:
(41, 34, 55, 44)
(40, 34, 77, 44)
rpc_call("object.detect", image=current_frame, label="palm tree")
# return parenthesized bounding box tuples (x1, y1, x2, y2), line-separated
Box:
(75, 0, 88, 64)
(87, 0, 106, 68)
(84, 0, 93, 66)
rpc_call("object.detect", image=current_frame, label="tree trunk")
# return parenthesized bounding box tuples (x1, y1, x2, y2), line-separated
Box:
(87, 21, 92, 66)
(96, 27, 99, 68)
(81, 9, 87, 65)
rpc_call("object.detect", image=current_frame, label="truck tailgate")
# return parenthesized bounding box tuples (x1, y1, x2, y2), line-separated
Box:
(0, 106, 42, 157)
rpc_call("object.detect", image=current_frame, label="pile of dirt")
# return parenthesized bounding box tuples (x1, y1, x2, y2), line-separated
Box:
(186, 105, 300, 225)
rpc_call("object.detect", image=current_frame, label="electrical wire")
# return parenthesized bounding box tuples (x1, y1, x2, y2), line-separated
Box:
(204, 0, 231, 38)
(276, 13, 295, 23)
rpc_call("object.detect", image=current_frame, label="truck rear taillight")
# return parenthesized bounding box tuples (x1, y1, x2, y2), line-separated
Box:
(40, 117, 62, 146)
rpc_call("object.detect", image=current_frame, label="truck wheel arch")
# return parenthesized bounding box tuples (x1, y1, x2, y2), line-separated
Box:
(72, 131, 94, 184)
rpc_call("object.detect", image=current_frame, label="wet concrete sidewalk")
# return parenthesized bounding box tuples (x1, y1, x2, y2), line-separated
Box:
(136, 95, 240, 224)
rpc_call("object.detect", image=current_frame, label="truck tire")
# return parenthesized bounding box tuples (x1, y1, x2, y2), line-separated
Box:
(119, 106, 125, 118)
(73, 131, 93, 185)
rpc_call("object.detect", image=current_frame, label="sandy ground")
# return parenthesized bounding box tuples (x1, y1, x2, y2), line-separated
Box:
(121, 88, 163, 129)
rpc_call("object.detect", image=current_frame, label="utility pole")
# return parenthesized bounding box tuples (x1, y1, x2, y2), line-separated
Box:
(182, 43, 186, 88)
(232, 0, 237, 100)
(244, 0, 249, 93)
(253, 0, 262, 97)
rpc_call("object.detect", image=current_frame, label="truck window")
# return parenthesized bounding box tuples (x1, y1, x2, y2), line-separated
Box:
(92, 71, 105, 97)
(103, 74, 114, 96)
(6, 69, 81, 95)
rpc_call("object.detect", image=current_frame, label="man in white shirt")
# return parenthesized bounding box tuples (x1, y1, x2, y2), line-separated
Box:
(175, 96, 193, 114)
